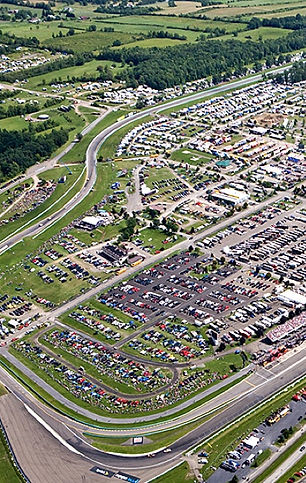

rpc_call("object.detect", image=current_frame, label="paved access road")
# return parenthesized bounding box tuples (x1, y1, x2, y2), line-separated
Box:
(0, 64, 292, 255)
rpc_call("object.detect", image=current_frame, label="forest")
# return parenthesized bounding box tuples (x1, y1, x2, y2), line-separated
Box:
(0, 128, 68, 181)
(99, 29, 306, 89)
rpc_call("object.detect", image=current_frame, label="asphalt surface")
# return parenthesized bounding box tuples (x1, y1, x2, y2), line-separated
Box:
(1, 346, 304, 430)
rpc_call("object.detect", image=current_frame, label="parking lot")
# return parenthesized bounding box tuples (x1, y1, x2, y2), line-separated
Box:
(207, 397, 306, 483)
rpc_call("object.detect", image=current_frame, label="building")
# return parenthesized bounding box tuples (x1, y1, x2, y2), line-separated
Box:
(211, 187, 249, 206)
(77, 213, 112, 231)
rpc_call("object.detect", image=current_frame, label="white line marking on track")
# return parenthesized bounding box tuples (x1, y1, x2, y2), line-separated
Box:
(24, 404, 82, 455)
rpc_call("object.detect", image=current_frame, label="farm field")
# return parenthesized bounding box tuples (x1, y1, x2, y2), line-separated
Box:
(218, 26, 293, 42)
(115, 37, 188, 49)
(99, 16, 248, 33)
(42, 30, 136, 53)
(153, 1, 203, 15)
(194, 1, 306, 18)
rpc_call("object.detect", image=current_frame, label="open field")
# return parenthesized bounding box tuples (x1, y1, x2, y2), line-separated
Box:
(0, 165, 84, 242)
(0, 434, 21, 483)
(43, 30, 136, 53)
(154, 1, 203, 15)
(115, 37, 188, 49)
(218, 26, 293, 42)
(194, 1, 306, 18)
(151, 462, 193, 483)
(99, 15, 247, 33)
(25, 59, 122, 89)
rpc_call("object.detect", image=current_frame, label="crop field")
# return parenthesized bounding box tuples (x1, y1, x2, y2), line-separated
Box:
(43, 30, 136, 53)
(96, 21, 201, 42)
(260, 6, 306, 18)
(115, 37, 188, 49)
(100, 15, 248, 33)
(154, 1, 203, 15)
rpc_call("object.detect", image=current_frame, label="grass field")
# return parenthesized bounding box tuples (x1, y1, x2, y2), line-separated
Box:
(115, 37, 187, 49)
(61, 109, 127, 164)
(96, 20, 201, 42)
(0, 384, 6, 397)
(194, 1, 306, 18)
(151, 462, 193, 483)
(132, 228, 184, 254)
(43, 30, 136, 53)
(87, 411, 214, 454)
(171, 147, 214, 166)
(0, 21, 65, 41)
(218, 26, 293, 42)
(0, 434, 21, 483)
(100, 15, 247, 33)
(25, 59, 122, 89)
(155, 1, 202, 15)
(0, 165, 83, 242)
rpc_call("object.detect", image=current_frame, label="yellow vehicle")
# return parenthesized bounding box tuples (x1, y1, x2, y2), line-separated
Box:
(131, 259, 142, 267)
(150, 154, 159, 158)
(116, 267, 127, 275)
(114, 158, 123, 162)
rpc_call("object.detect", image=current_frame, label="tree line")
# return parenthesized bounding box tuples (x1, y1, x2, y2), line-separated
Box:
(248, 14, 306, 31)
(272, 60, 306, 84)
(98, 29, 306, 89)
